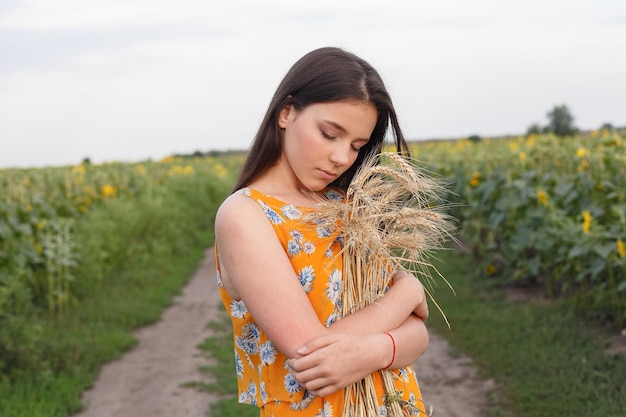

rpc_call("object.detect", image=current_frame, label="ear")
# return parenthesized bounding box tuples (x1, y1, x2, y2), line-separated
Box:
(278, 104, 292, 129)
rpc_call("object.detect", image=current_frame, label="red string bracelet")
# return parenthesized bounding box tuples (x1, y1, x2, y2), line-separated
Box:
(383, 332, 396, 369)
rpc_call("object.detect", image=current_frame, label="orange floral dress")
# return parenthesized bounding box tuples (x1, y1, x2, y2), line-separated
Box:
(215, 188, 425, 416)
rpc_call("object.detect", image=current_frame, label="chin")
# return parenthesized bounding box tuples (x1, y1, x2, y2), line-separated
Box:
(302, 182, 329, 193)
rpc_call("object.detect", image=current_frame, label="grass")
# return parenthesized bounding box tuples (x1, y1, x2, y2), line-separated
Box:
(197, 247, 626, 417)
(426, 248, 626, 417)
(187, 314, 258, 417)
(0, 175, 228, 417)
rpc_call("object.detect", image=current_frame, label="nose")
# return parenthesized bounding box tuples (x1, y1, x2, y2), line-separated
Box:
(329, 142, 352, 167)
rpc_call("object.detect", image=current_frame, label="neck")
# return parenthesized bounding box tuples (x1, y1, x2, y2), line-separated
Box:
(249, 175, 324, 208)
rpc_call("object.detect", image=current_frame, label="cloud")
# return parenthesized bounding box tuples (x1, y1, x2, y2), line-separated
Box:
(1, 0, 626, 168)
(1, 1, 195, 31)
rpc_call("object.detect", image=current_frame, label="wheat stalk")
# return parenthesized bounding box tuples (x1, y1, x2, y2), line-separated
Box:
(307, 152, 455, 417)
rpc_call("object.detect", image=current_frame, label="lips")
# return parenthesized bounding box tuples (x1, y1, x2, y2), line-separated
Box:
(318, 169, 337, 180)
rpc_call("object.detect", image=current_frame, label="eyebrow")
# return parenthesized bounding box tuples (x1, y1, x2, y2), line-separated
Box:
(323, 120, 370, 142)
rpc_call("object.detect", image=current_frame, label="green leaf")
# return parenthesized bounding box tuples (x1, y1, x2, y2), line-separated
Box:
(589, 258, 606, 279)
(568, 244, 588, 259)
(593, 243, 615, 259)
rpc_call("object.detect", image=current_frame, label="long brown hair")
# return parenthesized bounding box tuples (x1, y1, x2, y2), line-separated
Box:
(233, 47, 410, 192)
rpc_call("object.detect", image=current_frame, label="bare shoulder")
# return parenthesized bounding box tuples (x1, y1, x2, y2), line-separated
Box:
(215, 191, 288, 301)
(215, 192, 271, 239)
(216, 191, 254, 220)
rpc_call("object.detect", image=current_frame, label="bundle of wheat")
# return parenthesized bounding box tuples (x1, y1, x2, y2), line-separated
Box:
(308, 152, 455, 417)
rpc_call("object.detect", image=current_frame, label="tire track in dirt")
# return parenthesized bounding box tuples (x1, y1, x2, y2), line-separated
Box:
(73, 248, 493, 417)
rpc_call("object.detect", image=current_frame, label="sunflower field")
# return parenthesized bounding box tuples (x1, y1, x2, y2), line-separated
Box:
(411, 129, 626, 326)
(2, 130, 625, 416)
(0, 155, 240, 383)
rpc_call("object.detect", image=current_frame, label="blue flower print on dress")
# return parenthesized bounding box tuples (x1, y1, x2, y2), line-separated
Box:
(325, 269, 342, 304)
(399, 367, 409, 382)
(244, 323, 261, 341)
(230, 299, 248, 319)
(324, 311, 340, 327)
(297, 265, 315, 293)
(290, 229, 304, 242)
(247, 381, 258, 401)
(239, 391, 249, 404)
(309, 217, 334, 238)
(216, 270, 223, 288)
(324, 188, 343, 202)
(260, 381, 268, 404)
(302, 241, 316, 255)
(316, 223, 333, 238)
(235, 331, 259, 355)
(287, 239, 301, 257)
(282, 204, 302, 220)
(259, 200, 284, 225)
(234, 351, 244, 378)
(289, 390, 315, 411)
(284, 372, 303, 394)
(260, 341, 277, 365)
(315, 401, 333, 417)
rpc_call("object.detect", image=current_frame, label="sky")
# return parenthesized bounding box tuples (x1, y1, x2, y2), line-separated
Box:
(1, 0, 625, 168)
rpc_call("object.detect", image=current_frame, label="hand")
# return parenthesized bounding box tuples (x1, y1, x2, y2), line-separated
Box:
(286, 332, 387, 397)
(393, 271, 429, 320)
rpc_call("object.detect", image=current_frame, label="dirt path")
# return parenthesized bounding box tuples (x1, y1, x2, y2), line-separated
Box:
(417, 334, 494, 416)
(73, 248, 493, 417)
(73, 249, 222, 417)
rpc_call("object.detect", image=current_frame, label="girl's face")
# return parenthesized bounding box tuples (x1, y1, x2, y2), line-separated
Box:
(278, 100, 377, 192)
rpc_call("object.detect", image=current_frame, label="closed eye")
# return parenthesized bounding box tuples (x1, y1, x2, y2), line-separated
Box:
(321, 130, 336, 140)
(352, 140, 369, 152)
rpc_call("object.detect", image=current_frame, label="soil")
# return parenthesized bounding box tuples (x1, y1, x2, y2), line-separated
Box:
(72, 248, 494, 417)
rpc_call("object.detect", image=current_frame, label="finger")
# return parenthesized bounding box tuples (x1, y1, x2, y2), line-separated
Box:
(309, 383, 343, 397)
(290, 346, 335, 373)
(296, 333, 337, 355)
(292, 359, 337, 384)
(289, 356, 310, 372)
(295, 370, 329, 388)
(299, 374, 338, 393)
(292, 366, 330, 391)
(289, 349, 323, 372)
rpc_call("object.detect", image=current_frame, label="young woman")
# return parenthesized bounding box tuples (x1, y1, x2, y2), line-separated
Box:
(214, 47, 429, 416)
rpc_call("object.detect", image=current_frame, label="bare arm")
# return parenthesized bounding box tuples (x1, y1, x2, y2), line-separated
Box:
(288, 314, 428, 396)
(215, 194, 427, 359)
(215, 194, 328, 358)
(381, 314, 428, 369)
(283, 271, 429, 396)
(328, 270, 429, 335)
